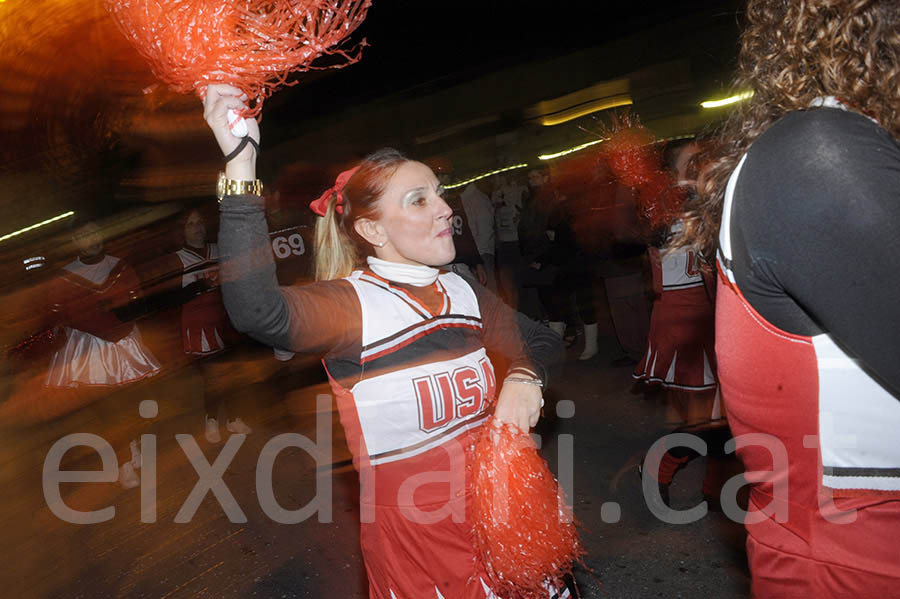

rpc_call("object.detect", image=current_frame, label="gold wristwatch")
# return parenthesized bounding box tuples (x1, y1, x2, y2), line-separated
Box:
(217, 171, 263, 201)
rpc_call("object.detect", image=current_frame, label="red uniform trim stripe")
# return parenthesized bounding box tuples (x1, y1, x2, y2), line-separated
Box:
(323, 360, 371, 472)
(716, 262, 812, 345)
(359, 270, 445, 318)
(361, 321, 481, 364)
(59, 260, 128, 293)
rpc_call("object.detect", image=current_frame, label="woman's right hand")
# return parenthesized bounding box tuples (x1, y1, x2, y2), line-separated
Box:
(202, 83, 259, 180)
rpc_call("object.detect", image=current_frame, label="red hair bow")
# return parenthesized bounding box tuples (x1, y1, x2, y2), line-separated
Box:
(309, 166, 360, 217)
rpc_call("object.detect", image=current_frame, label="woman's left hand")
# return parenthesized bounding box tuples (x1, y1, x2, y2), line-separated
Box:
(493, 378, 543, 432)
(201, 83, 259, 179)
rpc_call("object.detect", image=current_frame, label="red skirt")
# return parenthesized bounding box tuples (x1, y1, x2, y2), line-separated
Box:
(356, 431, 569, 599)
(182, 293, 238, 355)
(362, 492, 497, 599)
(633, 285, 716, 390)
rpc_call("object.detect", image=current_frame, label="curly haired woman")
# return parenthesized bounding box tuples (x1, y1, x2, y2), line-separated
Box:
(673, 1, 900, 595)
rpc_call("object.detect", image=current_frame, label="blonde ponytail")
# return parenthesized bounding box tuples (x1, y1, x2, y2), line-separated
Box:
(314, 193, 359, 281)
(311, 148, 409, 280)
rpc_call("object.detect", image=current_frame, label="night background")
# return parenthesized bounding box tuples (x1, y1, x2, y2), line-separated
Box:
(0, 1, 752, 597)
(0, 0, 742, 231)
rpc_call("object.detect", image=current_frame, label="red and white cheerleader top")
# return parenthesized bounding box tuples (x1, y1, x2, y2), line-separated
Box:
(716, 101, 900, 592)
(324, 268, 496, 500)
(175, 243, 236, 355)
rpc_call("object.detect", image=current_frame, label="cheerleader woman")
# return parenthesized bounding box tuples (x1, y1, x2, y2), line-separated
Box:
(157, 208, 251, 442)
(44, 221, 161, 488)
(633, 141, 719, 423)
(632, 141, 729, 506)
(675, 1, 900, 594)
(202, 84, 566, 598)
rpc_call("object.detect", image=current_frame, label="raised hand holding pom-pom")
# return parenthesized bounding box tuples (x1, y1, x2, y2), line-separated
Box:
(202, 83, 259, 179)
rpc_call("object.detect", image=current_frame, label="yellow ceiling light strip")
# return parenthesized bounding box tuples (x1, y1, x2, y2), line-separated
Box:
(0, 211, 74, 243)
(701, 91, 754, 109)
(539, 131, 700, 163)
(445, 163, 529, 190)
(526, 78, 630, 126)
(540, 95, 633, 127)
(538, 138, 607, 161)
(454, 132, 699, 181)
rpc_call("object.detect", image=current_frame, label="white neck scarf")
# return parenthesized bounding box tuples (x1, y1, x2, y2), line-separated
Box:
(367, 256, 439, 287)
(810, 95, 843, 110)
(812, 95, 878, 124)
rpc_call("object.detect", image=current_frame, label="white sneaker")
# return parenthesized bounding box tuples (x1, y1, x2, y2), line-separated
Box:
(579, 323, 599, 360)
(129, 439, 142, 470)
(119, 462, 139, 489)
(205, 418, 221, 444)
(226, 417, 252, 435)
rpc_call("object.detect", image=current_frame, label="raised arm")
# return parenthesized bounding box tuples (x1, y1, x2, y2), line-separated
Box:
(204, 84, 359, 356)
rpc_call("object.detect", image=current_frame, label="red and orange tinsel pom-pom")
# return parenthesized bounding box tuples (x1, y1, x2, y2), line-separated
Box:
(472, 417, 584, 598)
(104, 0, 371, 117)
(600, 115, 686, 230)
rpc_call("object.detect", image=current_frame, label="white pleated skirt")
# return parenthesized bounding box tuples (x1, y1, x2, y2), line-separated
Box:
(45, 326, 161, 388)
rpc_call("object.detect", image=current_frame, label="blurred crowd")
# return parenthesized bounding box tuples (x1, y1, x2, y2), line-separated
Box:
(0, 136, 732, 496)
(3, 1, 899, 596)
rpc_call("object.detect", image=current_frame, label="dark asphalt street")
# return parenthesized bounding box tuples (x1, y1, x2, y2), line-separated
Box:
(1, 331, 751, 598)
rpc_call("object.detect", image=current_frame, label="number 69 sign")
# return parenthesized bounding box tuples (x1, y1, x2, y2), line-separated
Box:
(271, 233, 305, 259)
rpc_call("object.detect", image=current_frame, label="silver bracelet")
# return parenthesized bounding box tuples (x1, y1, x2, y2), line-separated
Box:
(504, 376, 545, 407)
(504, 376, 543, 387)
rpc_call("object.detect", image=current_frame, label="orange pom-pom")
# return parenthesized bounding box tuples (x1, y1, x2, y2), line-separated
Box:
(604, 126, 658, 189)
(472, 417, 584, 598)
(599, 114, 685, 229)
(105, 0, 371, 117)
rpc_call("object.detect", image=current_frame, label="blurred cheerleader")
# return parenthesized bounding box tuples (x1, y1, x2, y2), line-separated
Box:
(44, 220, 160, 488)
(633, 140, 719, 425)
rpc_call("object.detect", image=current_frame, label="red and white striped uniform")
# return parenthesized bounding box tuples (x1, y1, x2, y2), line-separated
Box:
(45, 255, 160, 387)
(325, 269, 566, 599)
(176, 244, 235, 355)
(718, 154, 900, 595)
(634, 224, 717, 392)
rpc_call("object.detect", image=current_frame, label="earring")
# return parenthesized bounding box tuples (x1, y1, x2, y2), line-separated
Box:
(375, 241, 385, 248)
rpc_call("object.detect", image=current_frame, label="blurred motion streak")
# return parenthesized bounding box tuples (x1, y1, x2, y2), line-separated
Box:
(0, 0, 224, 225)
(540, 95, 633, 127)
(0, 211, 74, 243)
(525, 78, 631, 126)
(539, 139, 607, 161)
(444, 163, 529, 190)
(701, 91, 754, 108)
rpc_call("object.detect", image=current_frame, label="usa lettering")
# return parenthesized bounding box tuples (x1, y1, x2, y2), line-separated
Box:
(414, 357, 495, 432)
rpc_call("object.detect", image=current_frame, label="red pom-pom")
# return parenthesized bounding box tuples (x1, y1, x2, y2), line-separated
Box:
(603, 126, 658, 189)
(472, 417, 584, 598)
(105, 0, 371, 117)
(600, 115, 686, 229)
